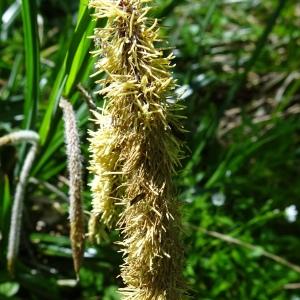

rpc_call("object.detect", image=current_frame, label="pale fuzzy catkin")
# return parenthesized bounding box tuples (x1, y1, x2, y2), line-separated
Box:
(60, 98, 85, 276)
(88, 0, 186, 299)
(0, 130, 39, 274)
(0, 130, 39, 146)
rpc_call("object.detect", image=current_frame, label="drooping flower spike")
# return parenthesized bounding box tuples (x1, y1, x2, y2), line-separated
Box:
(60, 98, 85, 277)
(0, 130, 39, 275)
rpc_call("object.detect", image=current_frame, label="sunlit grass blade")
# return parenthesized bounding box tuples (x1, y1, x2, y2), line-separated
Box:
(39, 6, 95, 145)
(78, 0, 88, 19)
(64, 7, 97, 96)
(39, 71, 67, 145)
(21, 0, 40, 129)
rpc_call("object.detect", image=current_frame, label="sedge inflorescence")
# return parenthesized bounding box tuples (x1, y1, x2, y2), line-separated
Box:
(88, 0, 186, 298)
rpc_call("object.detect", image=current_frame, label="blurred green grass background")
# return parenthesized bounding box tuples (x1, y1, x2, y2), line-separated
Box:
(1, 0, 300, 299)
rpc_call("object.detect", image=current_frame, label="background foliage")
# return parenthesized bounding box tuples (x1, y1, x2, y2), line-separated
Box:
(1, 0, 300, 299)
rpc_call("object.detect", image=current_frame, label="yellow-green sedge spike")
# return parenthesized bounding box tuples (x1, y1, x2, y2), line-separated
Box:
(88, 0, 187, 298)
